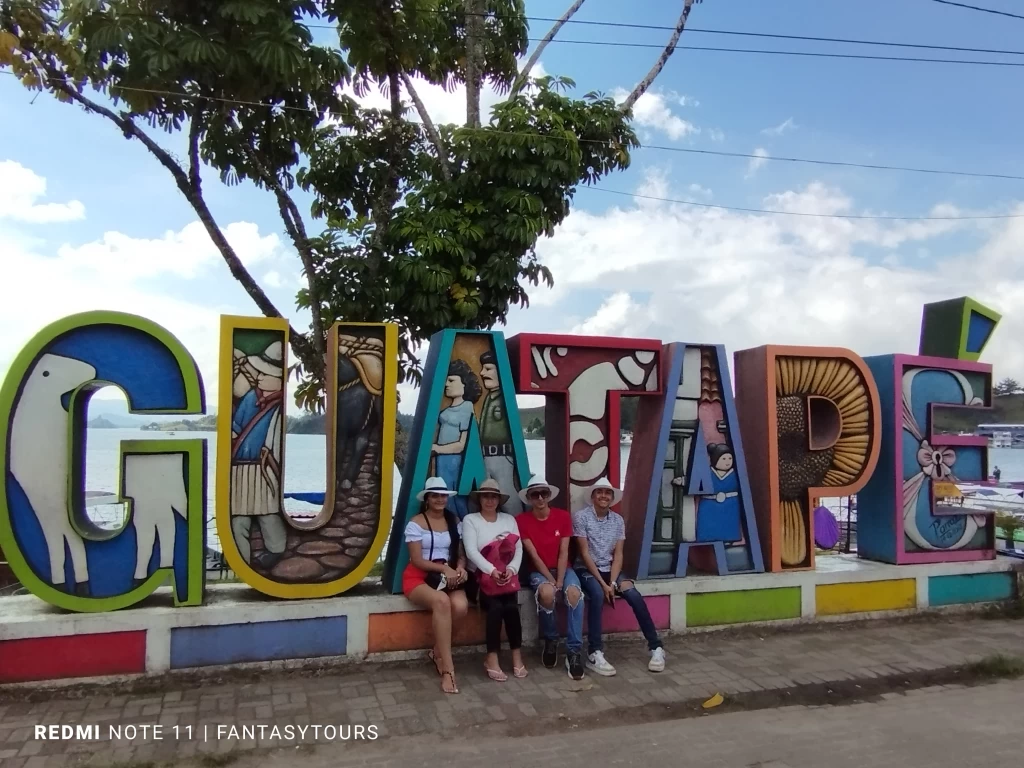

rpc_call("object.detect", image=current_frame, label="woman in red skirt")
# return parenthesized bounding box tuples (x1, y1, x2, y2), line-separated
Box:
(403, 476, 469, 694)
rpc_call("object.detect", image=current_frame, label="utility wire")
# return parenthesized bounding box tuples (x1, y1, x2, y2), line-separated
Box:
(4, 76, 1022, 220)
(583, 187, 1024, 221)
(11, 7, 1024, 62)
(928, 0, 1024, 21)
(521, 37, 1024, 67)
(3, 72, 1021, 184)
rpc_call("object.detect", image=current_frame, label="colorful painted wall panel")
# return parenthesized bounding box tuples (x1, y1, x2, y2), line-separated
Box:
(857, 354, 994, 565)
(507, 334, 662, 512)
(0, 312, 207, 612)
(734, 347, 881, 572)
(217, 319, 397, 598)
(686, 587, 801, 627)
(815, 579, 916, 615)
(624, 343, 764, 578)
(928, 572, 1015, 606)
(383, 330, 530, 593)
(0, 631, 147, 683)
(169, 616, 348, 668)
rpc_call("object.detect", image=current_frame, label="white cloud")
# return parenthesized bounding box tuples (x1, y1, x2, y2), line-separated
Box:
(746, 147, 770, 178)
(263, 270, 284, 288)
(0, 160, 85, 223)
(612, 88, 699, 141)
(762, 118, 797, 137)
(678, 95, 700, 107)
(533, 178, 1024, 381)
(0, 164, 296, 408)
(55, 221, 281, 282)
(708, 128, 725, 143)
(347, 62, 548, 127)
(688, 183, 713, 199)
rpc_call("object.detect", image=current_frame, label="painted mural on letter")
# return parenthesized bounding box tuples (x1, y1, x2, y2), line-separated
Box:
(508, 334, 662, 512)
(0, 312, 206, 612)
(624, 343, 764, 579)
(218, 319, 397, 597)
(384, 330, 529, 593)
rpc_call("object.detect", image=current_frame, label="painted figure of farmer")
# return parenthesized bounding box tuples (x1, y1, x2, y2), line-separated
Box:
(696, 443, 742, 543)
(478, 350, 524, 515)
(230, 340, 288, 569)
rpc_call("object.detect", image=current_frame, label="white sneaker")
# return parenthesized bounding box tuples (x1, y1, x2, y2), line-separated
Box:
(648, 647, 666, 672)
(586, 650, 616, 677)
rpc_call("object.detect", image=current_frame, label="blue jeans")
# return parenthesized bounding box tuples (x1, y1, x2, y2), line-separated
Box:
(576, 570, 663, 654)
(528, 569, 584, 654)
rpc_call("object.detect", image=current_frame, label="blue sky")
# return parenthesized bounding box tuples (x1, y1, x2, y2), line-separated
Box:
(3, 0, 1024, 414)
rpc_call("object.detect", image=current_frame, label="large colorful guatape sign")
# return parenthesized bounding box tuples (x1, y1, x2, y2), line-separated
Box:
(0, 297, 1002, 612)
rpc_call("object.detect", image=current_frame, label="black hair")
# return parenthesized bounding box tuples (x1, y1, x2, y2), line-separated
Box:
(480, 350, 496, 366)
(447, 359, 483, 404)
(707, 442, 734, 468)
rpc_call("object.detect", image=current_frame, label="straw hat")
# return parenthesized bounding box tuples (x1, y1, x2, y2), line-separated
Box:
(416, 476, 458, 501)
(249, 341, 284, 377)
(469, 478, 510, 505)
(587, 477, 623, 506)
(518, 475, 560, 504)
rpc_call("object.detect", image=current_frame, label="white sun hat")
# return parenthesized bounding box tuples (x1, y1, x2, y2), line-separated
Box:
(518, 475, 561, 504)
(416, 476, 458, 501)
(587, 477, 623, 506)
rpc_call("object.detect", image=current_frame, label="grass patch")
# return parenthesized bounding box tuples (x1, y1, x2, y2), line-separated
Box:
(965, 654, 1024, 679)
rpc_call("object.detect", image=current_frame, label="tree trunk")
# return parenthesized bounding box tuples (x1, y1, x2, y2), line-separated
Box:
(513, 0, 589, 93)
(464, 0, 484, 128)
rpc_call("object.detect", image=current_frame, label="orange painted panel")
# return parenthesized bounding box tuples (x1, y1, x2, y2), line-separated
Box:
(367, 610, 487, 653)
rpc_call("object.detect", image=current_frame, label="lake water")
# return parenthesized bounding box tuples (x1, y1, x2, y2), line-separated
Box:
(80, 428, 1024, 554)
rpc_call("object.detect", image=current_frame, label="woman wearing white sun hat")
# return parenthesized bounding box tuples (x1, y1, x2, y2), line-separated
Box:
(572, 477, 666, 677)
(403, 476, 470, 695)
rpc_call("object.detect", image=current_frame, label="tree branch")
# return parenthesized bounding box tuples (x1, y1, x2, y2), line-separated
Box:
(38, 72, 313, 363)
(622, 0, 698, 111)
(401, 71, 451, 181)
(187, 102, 202, 192)
(246, 150, 328, 376)
(512, 0, 588, 93)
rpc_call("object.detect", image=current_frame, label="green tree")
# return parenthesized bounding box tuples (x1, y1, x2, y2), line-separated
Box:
(0, 0, 703, 436)
(994, 378, 1023, 397)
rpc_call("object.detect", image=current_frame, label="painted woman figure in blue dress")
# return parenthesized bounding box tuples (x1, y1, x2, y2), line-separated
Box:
(696, 443, 743, 543)
(432, 359, 483, 519)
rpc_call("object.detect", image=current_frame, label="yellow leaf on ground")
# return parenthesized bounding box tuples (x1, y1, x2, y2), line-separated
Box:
(702, 693, 724, 709)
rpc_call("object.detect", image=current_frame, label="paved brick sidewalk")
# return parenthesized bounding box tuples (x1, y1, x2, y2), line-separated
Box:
(0, 615, 1021, 766)
(250, 679, 1023, 768)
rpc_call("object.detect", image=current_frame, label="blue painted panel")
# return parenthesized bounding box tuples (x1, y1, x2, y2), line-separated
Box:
(929, 572, 1015, 606)
(169, 616, 348, 668)
(857, 355, 898, 563)
(966, 312, 995, 354)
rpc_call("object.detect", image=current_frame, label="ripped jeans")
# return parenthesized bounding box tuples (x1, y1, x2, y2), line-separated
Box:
(528, 569, 584, 654)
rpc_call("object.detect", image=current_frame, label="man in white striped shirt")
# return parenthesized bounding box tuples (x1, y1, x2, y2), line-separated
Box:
(573, 477, 666, 676)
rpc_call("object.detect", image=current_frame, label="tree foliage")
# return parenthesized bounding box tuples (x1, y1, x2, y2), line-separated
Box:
(994, 378, 1023, 397)
(0, 0, 699, 418)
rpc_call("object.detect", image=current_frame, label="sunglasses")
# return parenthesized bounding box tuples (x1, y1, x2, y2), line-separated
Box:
(528, 489, 551, 499)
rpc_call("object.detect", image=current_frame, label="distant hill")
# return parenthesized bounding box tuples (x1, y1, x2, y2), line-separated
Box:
(936, 393, 1024, 433)
(87, 416, 118, 429)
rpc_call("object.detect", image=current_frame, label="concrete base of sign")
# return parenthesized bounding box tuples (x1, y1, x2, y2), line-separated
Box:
(0, 554, 1019, 685)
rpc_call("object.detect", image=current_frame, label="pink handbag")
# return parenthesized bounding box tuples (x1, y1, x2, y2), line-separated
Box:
(477, 534, 520, 596)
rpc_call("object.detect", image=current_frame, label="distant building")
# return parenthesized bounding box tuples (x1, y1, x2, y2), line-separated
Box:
(977, 424, 1024, 449)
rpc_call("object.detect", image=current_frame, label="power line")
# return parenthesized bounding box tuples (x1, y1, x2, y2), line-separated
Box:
(518, 15, 1024, 58)
(583, 186, 1024, 221)
(10, 7, 1024, 64)
(3, 72, 1021, 183)
(522, 37, 1024, 67)
(928, 0, 1024, 21)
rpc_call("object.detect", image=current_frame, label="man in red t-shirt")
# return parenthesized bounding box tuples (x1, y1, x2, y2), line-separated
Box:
(517, 476, 585, 680)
